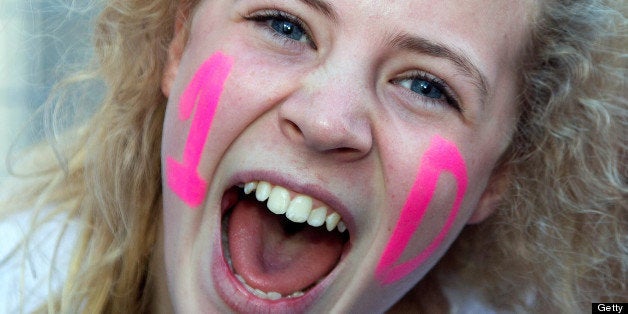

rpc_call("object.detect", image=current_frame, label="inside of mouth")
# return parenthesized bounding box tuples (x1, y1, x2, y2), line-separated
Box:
(222, 186, 349, 298)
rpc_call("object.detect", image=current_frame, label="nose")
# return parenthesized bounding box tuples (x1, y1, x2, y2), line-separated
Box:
(278, 66, 373, 161)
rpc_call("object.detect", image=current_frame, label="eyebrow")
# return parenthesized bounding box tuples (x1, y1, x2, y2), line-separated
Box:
(391, 33, 490, 106)
(297, 0, 338, 22)
(261, 1, 489, 106)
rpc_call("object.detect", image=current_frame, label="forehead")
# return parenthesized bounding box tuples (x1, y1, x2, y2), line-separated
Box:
(337, 0, 532, 77)
(324, 0, 532, 45)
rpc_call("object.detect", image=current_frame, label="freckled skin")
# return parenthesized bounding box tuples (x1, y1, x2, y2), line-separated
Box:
(166, 53, 233, 207)
(376, 135, 468, 285)
(157, 0, 531, 312)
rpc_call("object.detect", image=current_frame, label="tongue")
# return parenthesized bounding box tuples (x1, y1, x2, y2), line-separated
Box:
(228, 199, 344, 295)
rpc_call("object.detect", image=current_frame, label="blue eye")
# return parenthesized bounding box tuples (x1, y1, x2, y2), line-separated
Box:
(270, 19, 306, 42)
(246, 10, 313, 47)
(396, 74, 462, 112)
(409, 79, 443, 99)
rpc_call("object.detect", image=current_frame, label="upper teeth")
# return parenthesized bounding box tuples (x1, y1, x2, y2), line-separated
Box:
(243, 181, 347, 233)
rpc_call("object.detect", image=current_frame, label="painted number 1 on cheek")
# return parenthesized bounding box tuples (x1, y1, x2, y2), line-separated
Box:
(166, 52, 233, 208)
(376, 135, 468, 285)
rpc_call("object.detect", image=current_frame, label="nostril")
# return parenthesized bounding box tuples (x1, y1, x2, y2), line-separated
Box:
(286, 120, 301, 133)
(281, 120, 304, 141)
(331, 147, 361, 155)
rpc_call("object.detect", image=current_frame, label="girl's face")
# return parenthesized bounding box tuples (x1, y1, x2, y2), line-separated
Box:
(159, 0, 531, 312)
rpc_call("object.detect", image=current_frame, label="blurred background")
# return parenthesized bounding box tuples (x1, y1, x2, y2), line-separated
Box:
(0, 0, 99, 179)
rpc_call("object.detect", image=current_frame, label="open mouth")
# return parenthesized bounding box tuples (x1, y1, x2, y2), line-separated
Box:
(221, 181, 350, 301)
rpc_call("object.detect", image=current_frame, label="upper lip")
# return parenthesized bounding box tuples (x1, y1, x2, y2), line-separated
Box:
(225, 169, 355, 234)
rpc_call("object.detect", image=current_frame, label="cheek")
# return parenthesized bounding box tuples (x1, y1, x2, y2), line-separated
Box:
(165, 52, 234, 207)
(375, 135, 468, 285)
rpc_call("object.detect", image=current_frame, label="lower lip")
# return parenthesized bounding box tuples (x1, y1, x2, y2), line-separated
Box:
(210, 204, 333, 313)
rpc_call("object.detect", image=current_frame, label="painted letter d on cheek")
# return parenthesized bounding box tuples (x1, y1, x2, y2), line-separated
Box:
(166, 52, 233, 208)
(375, 135, 468, 285)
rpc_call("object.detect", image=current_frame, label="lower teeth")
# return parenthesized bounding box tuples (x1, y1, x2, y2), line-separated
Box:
(234, 274, 305, 300)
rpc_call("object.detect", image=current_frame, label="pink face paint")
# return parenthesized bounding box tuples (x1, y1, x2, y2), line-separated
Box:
(375, 135, 468, 285)
(166, 52, 233, 207)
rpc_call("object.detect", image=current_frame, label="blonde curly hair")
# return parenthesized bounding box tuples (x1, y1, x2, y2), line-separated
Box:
(434, 0, 627, 312)
(2, 0, 625, 312)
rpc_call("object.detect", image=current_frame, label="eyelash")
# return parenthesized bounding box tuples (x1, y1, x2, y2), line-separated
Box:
(392, 71, 462, 112)
(243, 10, 462, 113)
(244, 10, 316, 50)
